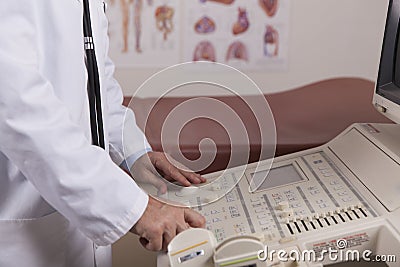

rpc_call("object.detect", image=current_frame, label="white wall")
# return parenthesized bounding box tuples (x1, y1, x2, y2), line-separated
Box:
(113, 0, 389, 97)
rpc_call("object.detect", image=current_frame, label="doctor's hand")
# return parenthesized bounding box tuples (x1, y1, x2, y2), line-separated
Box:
(130, 196, 206, 251)
(130, 152, 206, 195)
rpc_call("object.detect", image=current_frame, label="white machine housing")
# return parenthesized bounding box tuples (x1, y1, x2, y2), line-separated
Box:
(160, 123, 400, 267)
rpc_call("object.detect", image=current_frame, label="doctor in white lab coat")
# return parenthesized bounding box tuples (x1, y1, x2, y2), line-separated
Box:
(0, 1, 205, 267)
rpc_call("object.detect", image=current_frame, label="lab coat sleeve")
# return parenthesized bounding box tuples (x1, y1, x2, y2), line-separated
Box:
(0, 3, 148, 246)
(103, 55, 152, 167)
(99, 2, 151, 168)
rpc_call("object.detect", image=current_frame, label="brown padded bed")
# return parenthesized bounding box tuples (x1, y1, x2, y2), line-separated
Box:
(123, 78, 392, 174)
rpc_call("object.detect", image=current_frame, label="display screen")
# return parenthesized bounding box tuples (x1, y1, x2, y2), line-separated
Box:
(249, 164, 304, 191)
(394, 24, 400, 89)
(376, 0, 400, 106)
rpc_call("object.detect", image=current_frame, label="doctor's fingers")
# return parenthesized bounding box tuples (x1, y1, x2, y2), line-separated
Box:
(162, 212, 193, 251)
(151, 155, 191, 186)
(184, 208, 206, 228)
(140, 230, 163, 251)
(138, 219, 170, 251)
(144, 168, 169, 195)
(131, 152, 197, 189)
(161, 155, 205, 183)
(133, 168, 168, 195)
(162, 166, 206, 185)
(154, 158, 204, 186)
(147, 208, 203, 251)
(170, 169, 206, 184)
(140, 216, 188, 251)
(161, 221, 189, 251)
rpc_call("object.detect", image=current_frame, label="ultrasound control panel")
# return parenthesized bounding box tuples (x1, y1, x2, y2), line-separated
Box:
(159, 124, 400, 267)
(186, 151, 375, 243)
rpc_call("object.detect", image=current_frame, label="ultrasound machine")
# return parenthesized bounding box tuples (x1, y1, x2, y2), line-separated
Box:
(158, 1, 400, 266)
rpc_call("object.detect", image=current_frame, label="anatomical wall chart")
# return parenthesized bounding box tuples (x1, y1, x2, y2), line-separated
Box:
(183, 0, 290, 70)
(106, 0, 290, 70)
(106, 0, 181, 67)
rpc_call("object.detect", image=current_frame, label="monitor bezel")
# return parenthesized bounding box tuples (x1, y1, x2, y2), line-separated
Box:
(373, 0, 400, 124)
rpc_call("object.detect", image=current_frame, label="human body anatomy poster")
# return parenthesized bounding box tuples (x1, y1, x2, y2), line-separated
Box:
(105, 0, 289, 70)
(106, 0, 182, 67)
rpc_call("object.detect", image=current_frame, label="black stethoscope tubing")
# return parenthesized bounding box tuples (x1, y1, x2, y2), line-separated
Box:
(82, 0, 105, 149)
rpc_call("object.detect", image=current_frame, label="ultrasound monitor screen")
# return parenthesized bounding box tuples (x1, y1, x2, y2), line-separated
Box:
(249, 164, 304, 191)
(376, 0, 400, 106)
(395, 35, 400, 88)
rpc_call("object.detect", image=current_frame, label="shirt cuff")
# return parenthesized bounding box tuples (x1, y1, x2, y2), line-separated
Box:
(120, 148, 152, 171)
(93, 189, 149, 246)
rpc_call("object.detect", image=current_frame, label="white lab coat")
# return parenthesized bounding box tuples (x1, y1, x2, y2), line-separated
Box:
(0, 1, 151, 267)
